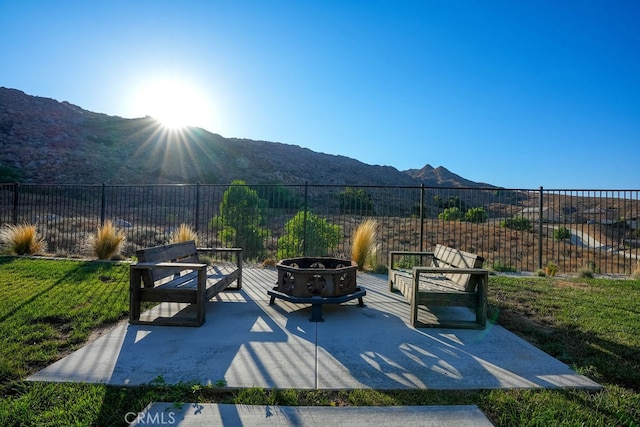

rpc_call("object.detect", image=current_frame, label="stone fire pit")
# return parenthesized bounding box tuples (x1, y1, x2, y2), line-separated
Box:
(268, 257, 366, 322)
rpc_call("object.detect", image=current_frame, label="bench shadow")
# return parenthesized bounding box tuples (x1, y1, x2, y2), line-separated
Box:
(106, 289, 293, 387)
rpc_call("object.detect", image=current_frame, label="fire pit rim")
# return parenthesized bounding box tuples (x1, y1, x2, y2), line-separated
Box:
(275, 257, 357, 272)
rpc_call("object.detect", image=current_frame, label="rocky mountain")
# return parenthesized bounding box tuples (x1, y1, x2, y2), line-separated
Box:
(0, 87, 495, 187)
(405, 164, 494, 188)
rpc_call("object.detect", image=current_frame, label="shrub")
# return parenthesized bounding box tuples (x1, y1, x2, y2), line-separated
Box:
(438, 207, 462, 221)
(0, 164, 23, 182)
(465, 207, 488, 223)
(253, 184, 303, 209)
(394, 255, 421, 270)
(0, 223, 46, 255)
(372, 264, 388, 274)
(339, 187, 375, 215)
(433, 195, 467, 211)
(170, 223, 198, 245)
(276, 211, 342, 259)
(351, 219, 377, 270)
(553, 226, 571, 241)
(92, 220, 125, 260)
(500, 217, 532, 231)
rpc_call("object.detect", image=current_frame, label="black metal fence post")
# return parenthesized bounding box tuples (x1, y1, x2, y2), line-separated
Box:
(303, 181, 308, 256)
(12, 182, 19, 225)
(419, 183, 425, 252)
(100, 183, 106, 226)
(538, 186, 544, 270)
(195, 182, 201, 232)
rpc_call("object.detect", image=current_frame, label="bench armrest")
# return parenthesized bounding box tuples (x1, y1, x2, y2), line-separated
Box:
(131, 261, 207, 270)
(413, 267, 488, 275)
(197, 247, 242, 254)
(197, 247, 243, 271)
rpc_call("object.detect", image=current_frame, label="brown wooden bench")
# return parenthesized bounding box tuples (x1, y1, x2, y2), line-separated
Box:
(388, 244, 488, 329)
(129, 240, 242, 327)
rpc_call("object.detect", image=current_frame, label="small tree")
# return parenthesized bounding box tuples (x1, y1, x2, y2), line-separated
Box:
(465, 207, 488, 223)
(438, 207, 462, 221)
(339, 187, 375, 215)
(209, 180, 270, 259)
(277, 211, 342, 259)
(253, 184, 303, 210)
(501, 217, 532, 231)
(553, 226, 571, 241)
(434, 195, 467, 212)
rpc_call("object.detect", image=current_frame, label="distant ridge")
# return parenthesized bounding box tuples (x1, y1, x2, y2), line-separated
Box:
(404, 164, 494, 188)
(0, 87, 495, 188)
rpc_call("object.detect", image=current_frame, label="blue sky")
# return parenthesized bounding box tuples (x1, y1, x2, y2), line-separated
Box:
(1, 1, 639, 189)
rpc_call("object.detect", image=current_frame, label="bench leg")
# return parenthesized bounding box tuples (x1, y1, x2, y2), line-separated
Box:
(196, 270, 206, 326)
(357, 297, 365, 307)
(410, 273, 420, 327)
(310, 303, 324, 322)
(129, 269, 141, 323)
(476, 275, 488, 328)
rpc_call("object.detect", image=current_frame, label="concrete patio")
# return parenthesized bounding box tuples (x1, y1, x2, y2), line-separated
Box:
(28, 268, 601, 425)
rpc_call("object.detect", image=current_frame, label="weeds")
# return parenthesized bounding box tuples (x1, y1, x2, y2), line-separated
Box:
(543, 262, 558, 277)
(491, 260, 517, 273)
(576, 262, 597, 278)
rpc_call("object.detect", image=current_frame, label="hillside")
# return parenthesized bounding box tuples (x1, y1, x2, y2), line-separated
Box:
(0, 87, 494, 187)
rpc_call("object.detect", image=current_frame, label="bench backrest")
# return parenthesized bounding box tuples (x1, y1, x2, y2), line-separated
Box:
(136, 240, 200, 287)
(433, 244, 484, 290)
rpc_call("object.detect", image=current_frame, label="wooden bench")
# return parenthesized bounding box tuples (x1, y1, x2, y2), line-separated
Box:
(388, 244, 488, 329)
(129, 240, 242, 327)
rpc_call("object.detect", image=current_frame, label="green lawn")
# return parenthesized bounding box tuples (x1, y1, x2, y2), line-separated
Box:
(0, 256, 639, 426)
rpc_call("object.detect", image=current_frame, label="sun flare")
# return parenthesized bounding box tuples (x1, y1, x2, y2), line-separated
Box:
(132, 77, 213, 130)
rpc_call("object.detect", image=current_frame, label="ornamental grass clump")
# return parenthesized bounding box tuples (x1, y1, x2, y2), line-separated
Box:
(170, 223, 198, 245)
(632, 261, 640, 280)
(351, 218, 377, 271)
(0, 223, 46, 255)
(92, 220, 125, 260)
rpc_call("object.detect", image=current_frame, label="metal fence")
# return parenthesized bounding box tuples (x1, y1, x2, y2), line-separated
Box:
(1, 182, 639, 274)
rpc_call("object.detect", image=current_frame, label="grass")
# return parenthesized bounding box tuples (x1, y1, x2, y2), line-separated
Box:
(0, 257, 639, 426)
